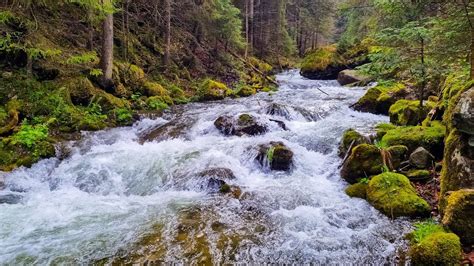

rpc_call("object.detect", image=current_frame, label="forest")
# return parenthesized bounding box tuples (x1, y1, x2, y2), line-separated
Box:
(0, 0, 473, 264)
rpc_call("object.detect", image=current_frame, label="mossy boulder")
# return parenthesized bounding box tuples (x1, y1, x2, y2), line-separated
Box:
(375, 123, 397, 140)
(337, 69, 371, 86)
(0, 100, 20, 136)
(340, 144, 383, 184)
(214, 114, 267, 136)
(236, 86, 257, 97)
(345, 182, 368, 199)
(353, 82, 407, 115)
(380, 122, 446, 158)
(442, 189, 474, 245)
(64, 77, 129, 111)
(113, 63, 146, 91)
(389, 100, 435, 126)
(197, 79, 233, 101)
(338, 129, 370, 158)
(406, 169, 431, 182)
(257, 142, 294, 171)
(367, 172, 431, 218)
(300, 46, 346, 80)
(409, 232, 462, 265)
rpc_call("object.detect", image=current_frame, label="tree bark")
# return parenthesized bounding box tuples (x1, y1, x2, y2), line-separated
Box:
(164, 0, 171, 66)
(471, 27, 474, 79)
(245, 0, 249, 58)
(100, 11, 114, 88)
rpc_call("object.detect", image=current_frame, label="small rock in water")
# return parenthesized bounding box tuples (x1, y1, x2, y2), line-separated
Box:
(265, 103, 291, 119)
(214, 114, 267, 136)
(409, 147, 434, 169)
(0, 193, 22, 204)
(198, 168, 236, 180)
(257, 142, 294, 171)
(0, 174, 5, 190)
(269, 119, 287, 130)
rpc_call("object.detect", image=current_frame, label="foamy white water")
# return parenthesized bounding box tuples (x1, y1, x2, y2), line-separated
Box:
(0, 70, 410, 264)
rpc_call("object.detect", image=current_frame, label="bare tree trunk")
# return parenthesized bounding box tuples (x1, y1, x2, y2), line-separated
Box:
(100, 11, 114, 88)
(245, 0, 249, 58)
(164, 0, 171, 66)
(471, 27, 474, 79)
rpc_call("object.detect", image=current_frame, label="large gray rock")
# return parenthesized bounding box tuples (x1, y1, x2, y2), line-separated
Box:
(453, 88, 474, 136)
(409, 147, 435, 169)
(337, 69, 371, 86)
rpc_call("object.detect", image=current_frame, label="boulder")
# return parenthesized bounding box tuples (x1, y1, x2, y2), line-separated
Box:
(380, 122, 446, 158)
(439, 130, 474, 206)
(337, 69, 371, 86)
(353, 82, 408, 115)
(197, 79, 234, 101)
(300, 46, 346, 80)
(345, 182, 368, 199)
(236, 86, 256, 97)
(340, 144, 383, 184)
(442, 189, 474, 245)
(338, 129, 370, 158)
(198, 168, 236, 194)
(366, 172, 431, 218)
(0, 174, 5, 190)
(389, 100, 435, 126)
(0, 193, 22, 204)
(452, 88, 474, 135)
(265, 103, 291, 119)
(257, 142, 294, 171)
(214, 114, 267, 136)
(409, 147, 435, 169)
(406, 169, 431, 182)
(409, 232, 461, 265)
(198, 168, 236, 180)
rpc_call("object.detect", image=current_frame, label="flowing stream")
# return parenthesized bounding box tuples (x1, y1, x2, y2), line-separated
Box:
(0, 70, 411, 264)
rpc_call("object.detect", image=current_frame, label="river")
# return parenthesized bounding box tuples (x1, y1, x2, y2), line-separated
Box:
(0, 70, 411, 264)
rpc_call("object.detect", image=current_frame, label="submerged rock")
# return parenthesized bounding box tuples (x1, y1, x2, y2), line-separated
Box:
(265, 103, 291, 119)
(0, 193, 22, 204)
(198, 168, 236, 180)
(257, 142, 294, 171)
(409, 232, 461, 265)
(367, 172, 431, 218)
(214, 114, 267, 136)
(442, 189, 474, 245)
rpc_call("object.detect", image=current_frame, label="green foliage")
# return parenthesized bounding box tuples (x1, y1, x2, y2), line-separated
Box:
(301, 46, 343, 73)
(67, 52, 98, 65)
(10, 121, 49, 150)
(115, 108, 133, 124)
(411, 220, 445, 244)
(204, 0, 244, 49)
(147, 97, 169, 111)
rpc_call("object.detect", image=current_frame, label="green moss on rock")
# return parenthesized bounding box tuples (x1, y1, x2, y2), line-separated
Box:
(389, 100, 436, 126)
(197, 79, 233, 101)
(442, 189, 474, 245)
(338, 129, 369, 157)
(300, 46, 343, 73)
(236, 86, 257, 97)
(409, 232, 461, 266)
(406, 169, 431, 181)
(380, 122, 446, 157)
(353, 82, 406, 114)
(345, 182, 368, 199)
(375, 123, 397, 140)
(340, 144, 383, 184)
(367, 172, 431, 218)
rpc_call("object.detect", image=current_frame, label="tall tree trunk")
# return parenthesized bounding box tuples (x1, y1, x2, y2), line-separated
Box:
(164, 0, 171, 66)
(249, 0, 254, 53)
(471, 27, 474, 79)
(100, 11, 114, 88)
(245, 0, 249, 58)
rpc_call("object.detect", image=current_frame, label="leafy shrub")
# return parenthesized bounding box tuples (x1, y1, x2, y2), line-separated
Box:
(10, 121, 49, 149)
